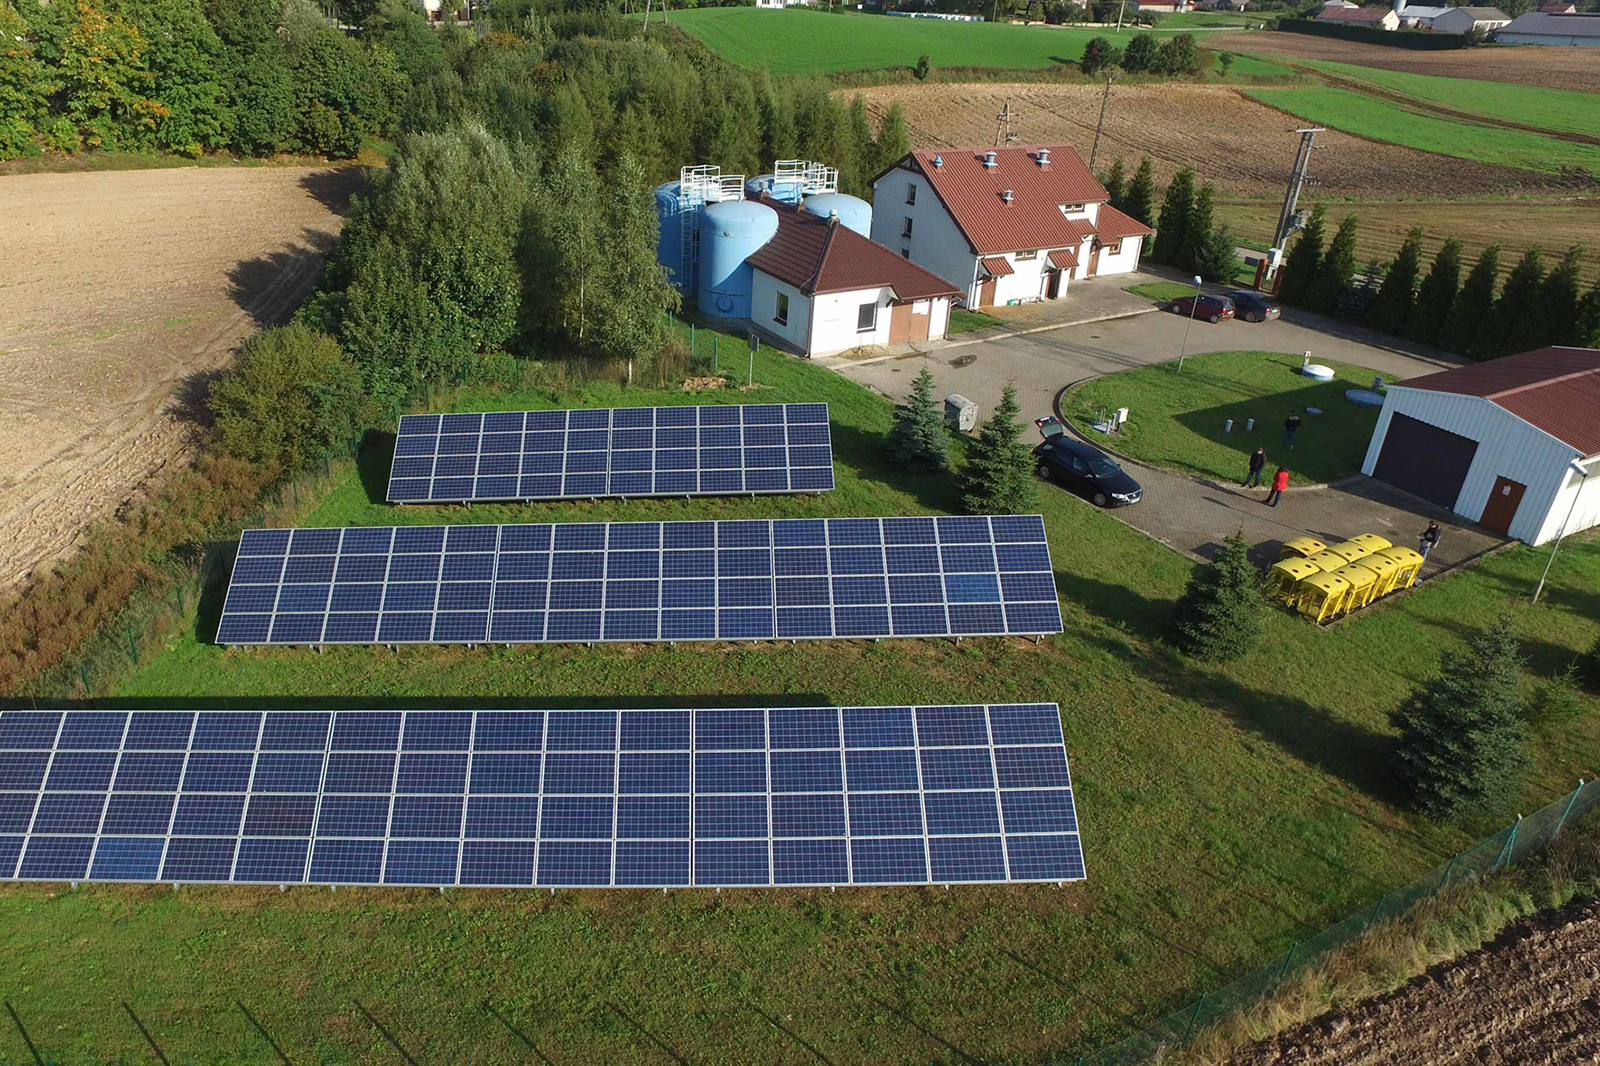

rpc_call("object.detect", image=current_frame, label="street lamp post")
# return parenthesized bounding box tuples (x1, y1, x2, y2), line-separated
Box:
(1532, 459, 1591, 605)
(1176, 274, 1202, 374)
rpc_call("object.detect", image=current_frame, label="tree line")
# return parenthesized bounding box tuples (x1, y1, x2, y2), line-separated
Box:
(1094, 157, 1239, 284)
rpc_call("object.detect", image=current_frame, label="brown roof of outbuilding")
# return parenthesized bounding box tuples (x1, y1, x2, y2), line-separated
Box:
(1091, 204, 1154, 242)
(744, 198, 961, 300)
(1047, 248, 1077, 270)
(878, 145, 1114, 256)
(1397, 347, 1600, 456)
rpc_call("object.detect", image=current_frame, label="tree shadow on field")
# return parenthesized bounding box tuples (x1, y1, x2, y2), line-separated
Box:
(298, 166, 366, 216)
(165, 366, 224, 439)
(359, 429, 398, 504)
(225, 228, 341, 329)
(829, 421, 964, 513)
(9, 691, 836, 713)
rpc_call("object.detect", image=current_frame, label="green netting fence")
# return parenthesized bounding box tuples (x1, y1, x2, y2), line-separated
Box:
(1076, 776, 1600, 1065)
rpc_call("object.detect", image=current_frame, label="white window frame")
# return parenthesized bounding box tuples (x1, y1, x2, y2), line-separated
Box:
(1015, 249, 1039, 261)
(856, 301, 878, 333)
(775, 292, 789, 326)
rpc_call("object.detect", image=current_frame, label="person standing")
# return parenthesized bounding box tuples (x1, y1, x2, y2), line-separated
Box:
(1243, 447, 1267, 488)
(1418, 521, 1441, 560)
(1266, 466, 1289, 507)
(1282, 410, 1302, 450)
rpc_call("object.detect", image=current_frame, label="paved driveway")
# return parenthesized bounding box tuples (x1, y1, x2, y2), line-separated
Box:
(835, 303, 1504, 579)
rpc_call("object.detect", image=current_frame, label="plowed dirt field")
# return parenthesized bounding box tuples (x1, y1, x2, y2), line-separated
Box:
(0, 166, 361, 587)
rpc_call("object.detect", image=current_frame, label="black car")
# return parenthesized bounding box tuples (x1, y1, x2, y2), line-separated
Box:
(1222, 290, 1281, 323)
(1032, 436, 1142, 507)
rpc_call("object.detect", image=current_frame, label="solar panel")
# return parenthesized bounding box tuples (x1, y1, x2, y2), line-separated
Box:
(215, 516, 1063, 647)
(386, 404, 834, 503)
(0, 705, 1083, 887)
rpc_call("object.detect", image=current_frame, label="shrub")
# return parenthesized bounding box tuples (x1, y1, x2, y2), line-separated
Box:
(912, 53, 930, 80)
(1171, 531, 1263, 660)
(208, 323, 366, 473)
(1120, 32, 1157, 72)
(1080, 36, 1118, 75)
(1579, 636, 1600, 691)
(885, 367, 949, 472)
(1391, 616, 1532, 821)
(1522, 663, 1588, 726)
(959, 383, 1038, 516)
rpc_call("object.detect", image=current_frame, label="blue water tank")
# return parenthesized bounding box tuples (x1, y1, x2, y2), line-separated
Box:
(655, 181, 694, 294)
(697, 199, 779, 320)
(801, 192, 872, 237)
(745, 174, 777, 201)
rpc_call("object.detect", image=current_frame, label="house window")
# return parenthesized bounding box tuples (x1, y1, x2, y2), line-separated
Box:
(857, 301, 878, 332)
(901, 249, 910, 259)
(775, 292, 789, 326)
(1058, 203, 1085, 216)
(902, 217, 914, 239)
(905, 183, 917, 205)
(1015, 249, 1038, 261)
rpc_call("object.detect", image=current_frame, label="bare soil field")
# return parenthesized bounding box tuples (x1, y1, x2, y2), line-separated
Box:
(1211, 31, 1600, 95)
(0, 166, 361, 587)
(849, 82, 1593, 200)
(1227, 897, 1600, 1065)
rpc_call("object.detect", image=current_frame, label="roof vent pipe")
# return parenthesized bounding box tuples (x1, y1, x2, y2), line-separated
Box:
(983, 151, 998, 168)
(932, 155, 943, 167)
(1037, 148, 1051, 165)
(1001, 189, 1014, 202)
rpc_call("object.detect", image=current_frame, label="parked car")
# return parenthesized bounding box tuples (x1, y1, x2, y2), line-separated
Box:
(1222, 290, 1280, 323)
(1166, 293, 1235, 323)
(1032, 436, 1142, 507)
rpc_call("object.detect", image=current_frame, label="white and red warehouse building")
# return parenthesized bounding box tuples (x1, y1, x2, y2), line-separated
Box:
(868, 145, 1153, 310)
(1362, 347, 1600, 545)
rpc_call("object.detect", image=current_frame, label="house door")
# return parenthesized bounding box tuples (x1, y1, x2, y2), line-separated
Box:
(909, 300, 931, 342)
(1047, 270, 1063, 299)
(977, 275, 996, 308)
(888, 301, 914, 345)
(1479, 476, 1527, 536)
(1087, 242, 1102, 277)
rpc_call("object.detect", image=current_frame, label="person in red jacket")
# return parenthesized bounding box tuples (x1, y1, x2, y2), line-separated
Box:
(1265, 467, 1289, 507)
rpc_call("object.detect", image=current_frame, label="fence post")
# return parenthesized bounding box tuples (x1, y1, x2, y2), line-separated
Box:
(1497, 815, 1522, 869)
(175, 585, 185, 617)
(1276, 941, 1299, 985)
(713, 334, 719, 370)
(1554, 779, 1584, 838)
(1182, 993, 1206, 1047)
(1363, 893, 1387, 933)
(79, 665, 91, 698)
(1438, 851, 1459, 892)
(125, 625, 139, 664)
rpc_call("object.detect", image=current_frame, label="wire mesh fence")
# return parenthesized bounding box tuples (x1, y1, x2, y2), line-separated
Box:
(1079, 776, 1599, 1066)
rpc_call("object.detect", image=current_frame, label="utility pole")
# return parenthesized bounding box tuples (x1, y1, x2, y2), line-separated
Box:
(1268, 127, 1323, 282)
(995, 101, 1019, 146)
(1116, 0, 1126, 30)
(1088, 73, 1114, 171)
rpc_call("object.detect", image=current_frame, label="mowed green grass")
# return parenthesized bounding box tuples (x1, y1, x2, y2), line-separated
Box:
(1290, 58, 1600, 139)
(662, 7, 1211, 74)
(1243, 86, 1600, 177)
(1124, 281, 1200, 303)
(1062, 350, 1383, 485)
(4, 336, 1597, 1065)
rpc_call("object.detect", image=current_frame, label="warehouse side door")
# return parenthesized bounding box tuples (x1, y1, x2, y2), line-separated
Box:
(1478, 476, 1527, 536)
(1371, 412, 1479, 511)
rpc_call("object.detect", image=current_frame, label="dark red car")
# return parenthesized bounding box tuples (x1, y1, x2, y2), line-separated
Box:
(1167, 294, 1235, 323)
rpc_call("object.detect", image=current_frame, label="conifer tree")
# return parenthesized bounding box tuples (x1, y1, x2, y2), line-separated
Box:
(1438, 243, 1499, 356)
(1171, 531, 1263, 662)
(1541, 245, 1585, 347)
(873, 101, 909, 179)
(1151, 166, 1194, 266)
(1307, 214, 1359, 315)
(1123, 158, 1156, 253)
(1101, 157, 1126, 211)
(1577, 276, 1600, 349)
(1191, 224, 1238, 285)
(1365, 226, 1424, 335)
(1403, 236, 1462, 347)
(1275, 203, 1324, 307)
(959, 383, 1038, 516)
(1391, 616, 1532, 820)
(1181, 182, 1216, 275)
(885, 367, 949, 472)
(1476, 247, 1544, 359)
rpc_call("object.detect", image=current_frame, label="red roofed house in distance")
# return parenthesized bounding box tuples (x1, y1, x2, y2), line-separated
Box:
(868, 145, 1153, 310)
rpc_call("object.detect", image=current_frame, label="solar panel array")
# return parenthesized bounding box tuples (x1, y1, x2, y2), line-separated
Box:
(0, 706, 1083, 887)
(386, 404, 835, 504)
(215, 516, 1063, 647)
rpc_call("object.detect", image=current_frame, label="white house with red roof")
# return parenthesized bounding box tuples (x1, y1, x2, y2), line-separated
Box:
(868, 145, 1153, 310)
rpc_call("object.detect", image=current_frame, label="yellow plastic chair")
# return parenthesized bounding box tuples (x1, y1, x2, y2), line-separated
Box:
(1268, 558, 1322, 605)
(1295, 572, 1351, 624)
(1374, 546, 1425, 590)
(1279, 535, 1327, 561)
(1305, 550, 1350, 574)
(1361, 553, 1402, 599)
(1333, 563, 1379, 612)
(1327, 539, 1374, 565)
(1349, 533, 1392, 555)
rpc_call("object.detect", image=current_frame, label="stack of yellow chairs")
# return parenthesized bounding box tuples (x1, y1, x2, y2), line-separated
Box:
(1295, 571, 1351, 624)
(1267, 557, 1323, 606)
(1279, 536, 1327, 561)
(1373, 545, 1425, 591)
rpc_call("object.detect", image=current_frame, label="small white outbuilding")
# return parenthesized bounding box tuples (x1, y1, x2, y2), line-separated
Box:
(1361, 347, 1600, 545)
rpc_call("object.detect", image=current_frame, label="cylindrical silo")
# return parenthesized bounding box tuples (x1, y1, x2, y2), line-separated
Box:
(801, 192, 872, 237)
(697, 199, 779, 321)
(655, 180, 693, 295)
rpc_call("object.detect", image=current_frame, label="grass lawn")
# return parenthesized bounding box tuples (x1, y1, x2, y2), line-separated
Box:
(1242, 87, 1600, 177)
(1124, 281, 1199, 303)
(661, 7, 1219, 74)
(5, 328, 1598, 1065)
(1061, 350, 1384, 485)
(1213, 51, 1296, 79)
(948, 307, 1004, 334)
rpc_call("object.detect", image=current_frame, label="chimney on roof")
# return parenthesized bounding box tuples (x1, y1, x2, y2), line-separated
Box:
(932, 155, 943, 167)
(1001, 189, 1014, 203)
(983, 150, 998, 168)
(1037, 148, 1051, 166)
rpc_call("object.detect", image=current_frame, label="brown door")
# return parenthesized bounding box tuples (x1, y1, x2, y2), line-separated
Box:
(1046, 269, 1061, 299)
(888, 301, 913, 345)
(910, 301, 931, 342)
(1087, 242, 1102, 277)
(1479, 476, 1527, 536)
(978, 276, 996, 307)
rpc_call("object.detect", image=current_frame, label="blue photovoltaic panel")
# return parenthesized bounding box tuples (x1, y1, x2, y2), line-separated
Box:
(0, 705, 1083, 888)
(386, 404, 834, 503)
(215, 516, 1062, 647)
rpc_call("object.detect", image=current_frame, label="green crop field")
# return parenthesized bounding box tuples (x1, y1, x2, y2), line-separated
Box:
(6, 325, 1596, 1065)
(1243, 86, 1600, 177)
(1290, 58, 1600, 139)
(660, 7, 1220, 74)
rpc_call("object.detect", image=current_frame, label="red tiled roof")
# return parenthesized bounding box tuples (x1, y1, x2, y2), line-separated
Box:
(744, 198, 960, 301)
(883, 145, 1112, 256)
(1398, 347, 1600, 456)
(1318, 5, 1391, 19)
(1047, 248, 1077, 270)
(979, 256, 1014, 276)
(1092, 204, 1154, 242)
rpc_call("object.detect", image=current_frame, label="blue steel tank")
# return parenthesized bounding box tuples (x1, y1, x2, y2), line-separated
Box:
(697, 199, 779, 320)
(745, 174, 777, 201)
(654, 180, 694, 295)
(800, 192, 872, 237)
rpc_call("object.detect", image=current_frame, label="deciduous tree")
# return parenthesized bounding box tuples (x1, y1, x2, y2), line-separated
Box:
(208, 324, 366, 472)
(0, 0, 52, 158)
(590, 153, 679, 365)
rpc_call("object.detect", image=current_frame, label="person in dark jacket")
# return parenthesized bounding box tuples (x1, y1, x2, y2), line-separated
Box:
(1243, 447, 1267, 488)
(1265, 467, 1289, 507)
(1282, 410, 1302, 450)
(1419, 521, 1441, 560)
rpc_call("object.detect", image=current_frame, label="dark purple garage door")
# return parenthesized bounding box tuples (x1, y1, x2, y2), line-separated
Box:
(1371, 412, 1479, 511)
